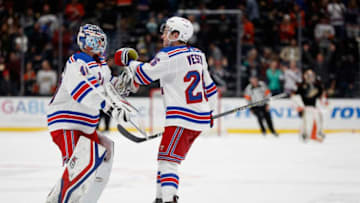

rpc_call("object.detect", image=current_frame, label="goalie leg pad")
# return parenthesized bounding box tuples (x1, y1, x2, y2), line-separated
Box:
(303, 107, 322, 142)
(80, 135, 114, 203)
(46, 136, 107, 203)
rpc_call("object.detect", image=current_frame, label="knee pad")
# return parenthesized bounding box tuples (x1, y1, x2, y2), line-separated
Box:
(46, 136, 112, 203)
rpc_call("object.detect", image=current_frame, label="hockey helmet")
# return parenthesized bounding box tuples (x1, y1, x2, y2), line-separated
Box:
(77, 24, 107, 55)
(304, 69, 316, 84)
(160, 16, 194, 43)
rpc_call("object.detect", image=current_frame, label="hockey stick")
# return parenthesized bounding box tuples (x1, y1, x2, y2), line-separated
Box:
(212, 92, 288, 119)
(117, 92, 288, 143)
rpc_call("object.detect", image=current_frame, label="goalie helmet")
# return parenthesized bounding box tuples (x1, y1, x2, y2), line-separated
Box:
(304, 69, 316, 84)
(77, 24, 107, 55)
(160, 16, 194, 43)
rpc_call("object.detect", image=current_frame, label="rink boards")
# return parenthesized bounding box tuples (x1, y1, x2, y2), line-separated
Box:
(0, 97, 359, 133)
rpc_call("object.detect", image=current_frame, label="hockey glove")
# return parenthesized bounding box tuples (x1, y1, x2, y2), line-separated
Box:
(114, 48, 139, 66)
(106, 105, 130, 123)
(114, 67, 139, 95)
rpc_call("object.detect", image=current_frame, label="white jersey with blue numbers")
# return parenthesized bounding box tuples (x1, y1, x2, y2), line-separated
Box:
(47, 52, 113, 134)
(128, 45, 218, 131)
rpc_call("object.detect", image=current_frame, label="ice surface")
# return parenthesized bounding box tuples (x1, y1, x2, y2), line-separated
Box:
(1, 131, 360, 203)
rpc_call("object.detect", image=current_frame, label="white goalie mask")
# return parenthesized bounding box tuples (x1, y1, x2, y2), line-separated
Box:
(160, 16, 194, 43)
(77, 24, 107, 55)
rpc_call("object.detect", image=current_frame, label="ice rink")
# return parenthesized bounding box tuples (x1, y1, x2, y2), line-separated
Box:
(1, 131, 360, 203)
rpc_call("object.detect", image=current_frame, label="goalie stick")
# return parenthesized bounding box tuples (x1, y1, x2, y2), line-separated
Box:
(118, 92, 288, 143)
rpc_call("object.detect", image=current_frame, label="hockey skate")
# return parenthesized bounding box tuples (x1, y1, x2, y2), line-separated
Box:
(154, 198, 162, 203)
(155, 195, 179, 203)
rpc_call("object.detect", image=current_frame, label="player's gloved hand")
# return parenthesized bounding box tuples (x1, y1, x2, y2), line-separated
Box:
(114, 67, 139, 95)
(210, 111, 214, 128)
(103, 101, 130, 122)
(111, 106, 130, 122)
(114, 48, 139, 66)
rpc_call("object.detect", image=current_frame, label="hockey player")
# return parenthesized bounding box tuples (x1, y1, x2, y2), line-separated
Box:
(46, 24, 130, 203)
(114, 16, 218, 203)
(293, 69, 325, 142)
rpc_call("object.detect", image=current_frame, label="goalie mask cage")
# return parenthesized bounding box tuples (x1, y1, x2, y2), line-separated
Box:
(149, 88, 223, 136)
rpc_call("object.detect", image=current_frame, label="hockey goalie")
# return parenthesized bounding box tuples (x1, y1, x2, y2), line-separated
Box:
(292, 69, 327, 142)
(46, 24, 131, 203)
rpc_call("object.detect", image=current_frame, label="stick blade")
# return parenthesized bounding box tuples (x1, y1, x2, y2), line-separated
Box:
(116, 124, 162, 143)
(117, 124, 147, 143)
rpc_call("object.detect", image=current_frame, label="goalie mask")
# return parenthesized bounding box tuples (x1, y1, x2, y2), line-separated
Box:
(160, 16, 194, 43)
(77, 24, 107, 55)
(304, 69, 316, 84)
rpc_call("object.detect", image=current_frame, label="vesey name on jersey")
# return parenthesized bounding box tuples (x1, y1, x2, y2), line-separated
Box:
(187, 54, 203, 65)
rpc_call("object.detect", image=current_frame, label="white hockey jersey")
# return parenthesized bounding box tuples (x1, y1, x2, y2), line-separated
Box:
(128, 45, 217, 131)
(47, 52, 113, 134)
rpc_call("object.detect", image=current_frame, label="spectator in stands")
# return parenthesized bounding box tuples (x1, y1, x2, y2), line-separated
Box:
(314, 17, 335, 53)
(209, 58, 231, 95)
(303, 43, 336, 90)
(188, 15, 200, 44)
(14, 27, 28, 53)
(282, 60, 302, 94)
(242, 48, 261, 89)
(65, 0, 85, 22)
(6, 52, 21, 88)
(266, 59, 283, 95)
(280, 38, 300, 64)
(327, 0, 346, 39)
(0, 69, 17, 96)
(246, 0, 260, 23)
(242, 15, 255, 55)
(37, 3, 59, 38)
(36, 60, 57, 96)
(146, 16, 158, 35)
(209, 43, 223, 61)
(345, 0, 359, 39)
(279, 14, 296, 45)
(23, 62, 37, 96)
(259, 47, 274, 79)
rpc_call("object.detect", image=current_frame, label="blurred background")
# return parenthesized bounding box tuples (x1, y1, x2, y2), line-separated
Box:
(0, 0, 358, 98)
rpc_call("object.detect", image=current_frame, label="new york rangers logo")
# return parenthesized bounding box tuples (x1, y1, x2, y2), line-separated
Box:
(69, 156, 78, 169)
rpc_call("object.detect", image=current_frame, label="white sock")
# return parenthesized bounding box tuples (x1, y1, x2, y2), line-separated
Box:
(158, 160, 179, 202)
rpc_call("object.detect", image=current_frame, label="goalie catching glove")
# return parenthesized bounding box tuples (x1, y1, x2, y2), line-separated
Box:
(114, 48, 139, 66)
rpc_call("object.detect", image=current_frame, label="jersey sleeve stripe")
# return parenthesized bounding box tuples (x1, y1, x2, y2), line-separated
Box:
(205, 82, 215, 90)
(71, 77, 98, 102)
(135, 64, 152, 85)
(139, 64, 153, 83)
(206, 90, 217, 98)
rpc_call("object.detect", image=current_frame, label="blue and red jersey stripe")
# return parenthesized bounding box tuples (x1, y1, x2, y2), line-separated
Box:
(205, 82, 217, 98)
(47, 111, 100, 128)
(166, 106, 211, 124)
(167, 47, 201, 58)
(71, 77, 99, 103)
(135, 63, 153, 85)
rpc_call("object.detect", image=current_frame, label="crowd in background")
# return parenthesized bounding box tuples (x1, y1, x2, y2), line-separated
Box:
(0, 0, 358, 97)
